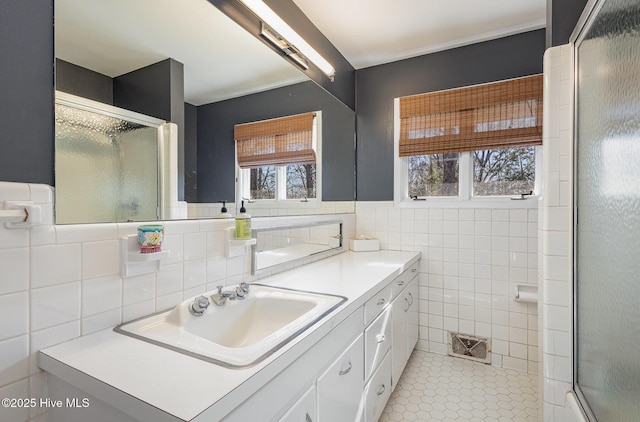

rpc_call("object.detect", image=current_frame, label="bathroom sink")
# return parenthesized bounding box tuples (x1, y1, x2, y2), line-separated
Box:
(114, 284, 347, 368)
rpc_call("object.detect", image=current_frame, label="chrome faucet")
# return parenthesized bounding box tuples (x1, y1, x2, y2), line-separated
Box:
(211, 286, 234, 306)
(189, 295, 210, 316)
(211, 283, 250, 306)
(235, 282, 250, 299)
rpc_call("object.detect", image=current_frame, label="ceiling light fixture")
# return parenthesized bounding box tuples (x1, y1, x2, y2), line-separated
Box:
(237, 0, 335, 81)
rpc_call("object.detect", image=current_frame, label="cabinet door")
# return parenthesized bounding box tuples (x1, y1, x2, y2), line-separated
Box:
(363, 350, 391, 422)
(407, 278, 419, 355)
(317, 334, 364, 422)
(364, 308, 391, 380)
(391, 291, 408, 390)
(279, 384, 316, 422)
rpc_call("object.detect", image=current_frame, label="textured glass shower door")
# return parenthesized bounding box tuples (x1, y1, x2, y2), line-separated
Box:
(574, 0, 640, 420)
(55, 101, 161, 224)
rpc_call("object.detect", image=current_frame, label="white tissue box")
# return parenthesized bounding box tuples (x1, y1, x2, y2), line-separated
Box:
(349, 238, 380, 252)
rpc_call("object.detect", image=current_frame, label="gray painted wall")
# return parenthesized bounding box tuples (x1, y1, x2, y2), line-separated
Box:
(0, 0, 54, 185)
(547, 0, 589, 47)
(184, 103, 198, 203)
(56, 59, 113, 104)
(197, 80, 355, 203)
(114, 59, 186, 200)
(355, 29, 546, 201)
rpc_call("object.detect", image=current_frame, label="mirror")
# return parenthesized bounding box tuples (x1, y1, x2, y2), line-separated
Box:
(54, 0, 355, 224)
(252, 220, 343, 274)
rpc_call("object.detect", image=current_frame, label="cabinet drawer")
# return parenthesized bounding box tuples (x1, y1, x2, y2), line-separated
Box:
(391, 263, 419, 299)
(317, 334, 364, 422)
(364, 308, 391, 381)
(364, 284, 392, 325)
(363, 350, 391, 422)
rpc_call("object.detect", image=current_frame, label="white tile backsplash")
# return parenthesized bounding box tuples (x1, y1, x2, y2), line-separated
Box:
(0, 292, 29, 342)
(0, 248, 29, 294)
(0, 179, 357, 421)
(356, 200, 538, 374)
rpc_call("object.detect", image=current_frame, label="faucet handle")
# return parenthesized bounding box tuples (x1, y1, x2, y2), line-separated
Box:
(239, 282, 250, 293)
(189, 295, 210, 316)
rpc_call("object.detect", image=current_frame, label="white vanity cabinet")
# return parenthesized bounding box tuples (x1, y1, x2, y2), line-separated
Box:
(316, 334, 364, 422)
(363, 351, 392, 422)
(279, 384, 316, 422)
(390, 265, 419, 390)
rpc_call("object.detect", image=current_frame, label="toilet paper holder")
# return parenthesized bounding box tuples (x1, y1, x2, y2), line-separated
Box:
(514, 284, 538, 303)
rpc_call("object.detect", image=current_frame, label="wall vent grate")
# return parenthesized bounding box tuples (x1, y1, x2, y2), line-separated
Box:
(448, 332, 491, 364)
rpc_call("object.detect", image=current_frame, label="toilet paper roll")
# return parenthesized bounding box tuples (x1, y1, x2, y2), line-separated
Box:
(514, 291, 538, 303)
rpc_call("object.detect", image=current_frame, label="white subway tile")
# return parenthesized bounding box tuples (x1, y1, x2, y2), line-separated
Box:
(509, 222, 528, 237)
(475, 209, 491, 221)
(82, 240, 119, 280)
(0, 182, 30, 202)
(0, 226, 29, 249)
(183, 232, 207, 261)
(458, 319, 475, 335)
(492, 310, 509, 326)
(82, 309, 121, 335)
(458, 209, 474, 221)
(30, 321, 80, 374)
(184, 259, 206, 289)
(510, 209, 528, 222)
(56, 224, 119, 244)
(0, 248, 29, 294)
(31, 244, 81, 288)
(162, 234, 184, 263)
(503, 356, 528, 372)
(544, 305, 570, 332)
(492, 324, 509, 341)
(510, 342, 528, 359)
(122, 300, 155, 323)
(82, 275, 122, 317)
(0, 292, 28, 341)
(156, 293, 182, 312)
(510, 327, 528, 344)
(475, 322, 491, 337)
(31, 282, 80, 331)
(122, 274, 155, 306)
(475, 307, 491, 323)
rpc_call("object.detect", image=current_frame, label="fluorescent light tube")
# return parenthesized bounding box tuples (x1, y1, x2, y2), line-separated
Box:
(238, 0, 335, 80)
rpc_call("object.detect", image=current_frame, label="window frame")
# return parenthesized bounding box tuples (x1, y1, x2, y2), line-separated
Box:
(236, 111, 322, 209)
(393, 98, 541, 209)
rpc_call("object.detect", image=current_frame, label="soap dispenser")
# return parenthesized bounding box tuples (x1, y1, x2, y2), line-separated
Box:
(234, 201, 251, 239)
(217, 201, 232, 218)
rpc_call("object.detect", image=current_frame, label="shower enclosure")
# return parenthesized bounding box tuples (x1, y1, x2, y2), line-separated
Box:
(55, 92, 174, 224)
(573, 0, 640, 420)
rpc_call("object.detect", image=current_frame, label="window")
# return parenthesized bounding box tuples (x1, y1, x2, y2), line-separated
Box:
(236, 112, 320, 203)
(395, 75, 542, 204)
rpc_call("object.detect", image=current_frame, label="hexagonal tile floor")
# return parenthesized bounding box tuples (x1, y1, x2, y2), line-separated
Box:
(380, 350, 539, 422)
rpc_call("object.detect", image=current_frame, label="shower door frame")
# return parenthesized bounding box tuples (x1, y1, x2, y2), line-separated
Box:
(570, 0, 630, 420)
(55, 91, 167, 222)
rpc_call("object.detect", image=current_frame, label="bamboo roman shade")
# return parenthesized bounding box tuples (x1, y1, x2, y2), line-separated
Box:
(399, 74, 543, 156)
(235, 112, 316, 169)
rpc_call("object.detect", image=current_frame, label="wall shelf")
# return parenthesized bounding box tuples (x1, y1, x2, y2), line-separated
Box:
(225, 228, 256, 258)
(120, 235, 170, 277)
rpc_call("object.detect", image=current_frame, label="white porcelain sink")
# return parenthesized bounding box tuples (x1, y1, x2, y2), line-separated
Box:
(114, 284, 346, 368)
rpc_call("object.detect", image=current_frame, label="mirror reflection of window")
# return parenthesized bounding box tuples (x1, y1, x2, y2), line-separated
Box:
(236, 112, 321, 202)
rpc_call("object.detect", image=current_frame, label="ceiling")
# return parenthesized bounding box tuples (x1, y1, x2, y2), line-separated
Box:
(55, 0, 546, 106)
(55, 0, 306, 105)
(292, 0, 546, 69)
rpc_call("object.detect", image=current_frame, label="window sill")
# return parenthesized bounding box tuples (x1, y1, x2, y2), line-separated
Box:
(394, 196, 540, 209)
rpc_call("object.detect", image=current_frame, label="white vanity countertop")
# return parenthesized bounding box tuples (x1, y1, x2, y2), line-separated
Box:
(39, 250, 420, 422)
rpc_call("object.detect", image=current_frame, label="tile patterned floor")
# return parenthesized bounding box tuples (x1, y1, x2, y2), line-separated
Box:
(380, 350, 539, 422)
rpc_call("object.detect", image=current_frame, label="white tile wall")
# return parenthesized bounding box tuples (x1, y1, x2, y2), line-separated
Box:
(540, 44, 581, 421)
(0, 180, 355, 422)
(356, 201, 539, 373)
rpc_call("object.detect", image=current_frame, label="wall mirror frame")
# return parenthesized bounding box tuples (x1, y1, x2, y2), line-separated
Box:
(53, 0, 355, 224)
(251, 220, 343, 274)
